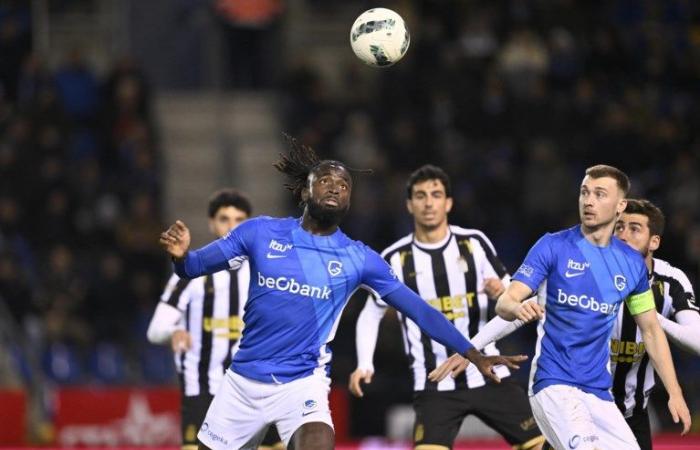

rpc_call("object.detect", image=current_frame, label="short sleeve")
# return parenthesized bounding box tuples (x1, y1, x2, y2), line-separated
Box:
(361, 247, 403, 298)
(511, 233, 555, 292)
(216, 218, 258, 266)
(667, 268, 698, 315)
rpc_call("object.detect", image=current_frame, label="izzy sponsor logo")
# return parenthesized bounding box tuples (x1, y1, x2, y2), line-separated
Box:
(567, 259, 590, 271)
(257, 272, 331, 300)
(557, 289, 618, 315)
(269, 239, 293, 252)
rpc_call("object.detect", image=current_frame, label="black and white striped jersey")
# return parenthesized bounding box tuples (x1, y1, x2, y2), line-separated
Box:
(610, 257, 698, 417)
(366, 225, 511, 391)
(159, 262, 250, 397)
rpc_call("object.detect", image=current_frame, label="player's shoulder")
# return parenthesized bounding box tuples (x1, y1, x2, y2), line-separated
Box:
(450, 225, 495, 249)
(653, 257, 692, 286)
(552, 225, 581, 242)
(611, 236, 645, 262)
(379, 233, 413, 259)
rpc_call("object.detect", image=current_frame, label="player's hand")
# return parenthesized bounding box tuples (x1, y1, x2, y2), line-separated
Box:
(667, 393, 691, 435)
(160, 220, 191, 260)
(171, 330, 192, 353)
(348, 368, 373, 397)
(464, 348, 528, 383)
(514, 301, 544, 322)
(483, 278, 505, 299)
(428, 353, 469, 383)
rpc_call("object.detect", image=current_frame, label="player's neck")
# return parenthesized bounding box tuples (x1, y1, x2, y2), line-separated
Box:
(301, 212, 338, 235)
(645, 253, 653, 273)
(414, 222, 449, 244)
(580, 222, 614, 247)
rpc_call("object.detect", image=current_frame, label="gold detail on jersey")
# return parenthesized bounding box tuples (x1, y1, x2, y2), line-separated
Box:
(427, 293, 474, 320)
(458, 239, 474, 254)
(203, 315, 243, 339)
(184, 424, 197, 443)
(414, 423, 424, 442)
(610, 339, 646, 363)
(400, 250, 412, 267)
(457, 256, 469, 273)
(519, 416, 537, 431)
(514, 435, 545, 450)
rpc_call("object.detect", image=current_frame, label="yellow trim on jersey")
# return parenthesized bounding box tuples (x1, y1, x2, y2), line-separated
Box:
(415, 445, 450, 450)
(626, 289, 655, 315)
(258, 444, 284, 450)
(513, 435, 545, 449)
(181, 445, 198, 450)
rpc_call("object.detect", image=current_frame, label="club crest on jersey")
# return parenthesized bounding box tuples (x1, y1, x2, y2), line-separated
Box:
(457, 256, 469, 273)
(614, 275, 627, 291)
(327, 260, 343, 277)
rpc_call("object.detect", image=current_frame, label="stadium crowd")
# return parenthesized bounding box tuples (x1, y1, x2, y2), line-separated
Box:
(1, 0, 700, 440)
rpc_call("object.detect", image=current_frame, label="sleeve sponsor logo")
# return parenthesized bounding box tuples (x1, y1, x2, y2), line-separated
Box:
(516, 264, 534, 278)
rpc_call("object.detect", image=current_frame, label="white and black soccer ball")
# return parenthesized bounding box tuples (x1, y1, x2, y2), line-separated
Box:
(350, 8, 410, 68)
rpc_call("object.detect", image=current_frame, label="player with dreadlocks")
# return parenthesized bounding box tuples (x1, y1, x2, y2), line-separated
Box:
(160, 136, 526, 450)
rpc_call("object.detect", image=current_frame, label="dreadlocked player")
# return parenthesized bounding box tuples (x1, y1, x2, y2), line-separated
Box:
(159, 136, 526, 450)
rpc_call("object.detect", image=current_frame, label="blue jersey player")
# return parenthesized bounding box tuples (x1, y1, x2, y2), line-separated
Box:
(494, 165, 690, 450)
(159, 136, 526, 450)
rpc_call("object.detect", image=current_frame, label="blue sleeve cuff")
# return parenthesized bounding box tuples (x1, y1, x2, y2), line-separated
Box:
(172, 241, 230, 279)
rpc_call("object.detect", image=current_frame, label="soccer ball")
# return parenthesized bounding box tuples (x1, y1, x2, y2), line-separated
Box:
(350, 8, 410, 67)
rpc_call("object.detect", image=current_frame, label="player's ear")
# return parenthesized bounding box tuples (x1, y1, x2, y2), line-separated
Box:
(617, 198, 627, 217)
(445, 197, 453, 214)
(649, 235, 661, 253)
(406, 198, 414, 215)
(301, 186, 310, 203)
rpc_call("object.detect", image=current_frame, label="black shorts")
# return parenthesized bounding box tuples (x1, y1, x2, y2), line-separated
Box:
(626, 409, 651, 450)
(181, 394, 281, 449)
(182, 394, 215, 449)
(413, 380, 543, 449)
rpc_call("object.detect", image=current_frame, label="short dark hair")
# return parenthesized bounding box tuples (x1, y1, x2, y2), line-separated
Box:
(585, 164, 631, 196)
(624, 199, 665, 237)
(207, 188, 252, 218)
(406, 165, 452, 198)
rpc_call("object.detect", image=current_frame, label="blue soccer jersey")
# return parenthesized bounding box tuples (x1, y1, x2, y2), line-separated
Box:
(211, 216, 403, 382)
(512, 225, 651, 401)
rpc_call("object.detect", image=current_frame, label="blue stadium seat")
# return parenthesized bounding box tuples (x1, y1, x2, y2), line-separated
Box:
(88, 342, 127, 384)
(42, 343, 83, 384)
(140, 343, 176, 384)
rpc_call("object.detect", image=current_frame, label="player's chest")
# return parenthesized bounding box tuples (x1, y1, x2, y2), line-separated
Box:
(554, 253, 635, 301)
(256, 236, 362, 282)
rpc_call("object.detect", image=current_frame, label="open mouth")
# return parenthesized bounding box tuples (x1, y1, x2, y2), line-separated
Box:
(322, 197, 339, 207)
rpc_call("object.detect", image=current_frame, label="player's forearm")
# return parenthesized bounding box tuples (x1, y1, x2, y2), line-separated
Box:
(642, 323, 683, 397)
(147, 303, 183, 344)
(657, 313, 700, 356)
(173, 241, 230, 278)
(471, 311, 527, 350)
(383, 285, 474, 355)
(355, 299, 385, 371)
(495, 292, 521, 321)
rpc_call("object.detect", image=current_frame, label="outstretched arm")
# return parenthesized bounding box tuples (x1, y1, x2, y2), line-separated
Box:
(657, 311, 700, 355)
(429, 299, 535, 383)
(160, 220, 241, 279)
(634, 309, 691, 435)
(383, 284, 526, 383)
(495, 280, 543, 321)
